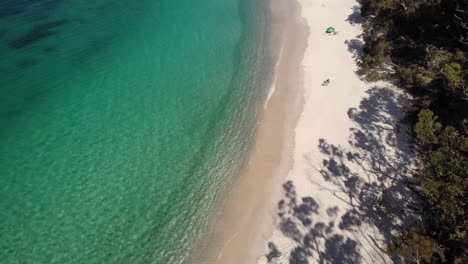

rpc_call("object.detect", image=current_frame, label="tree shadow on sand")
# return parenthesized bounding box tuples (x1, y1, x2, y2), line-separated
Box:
(266, 181, 362, 264)
(346, 5, 363, 25)
(266, 87, 419, 264)
(345, 38, 364, 59)
(315, 87, 418, 261)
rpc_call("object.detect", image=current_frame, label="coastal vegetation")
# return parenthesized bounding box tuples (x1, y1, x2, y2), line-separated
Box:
(357, 0, 467, 262)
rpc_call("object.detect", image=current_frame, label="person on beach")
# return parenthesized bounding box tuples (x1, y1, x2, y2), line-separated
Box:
(322, 79, 330, 86)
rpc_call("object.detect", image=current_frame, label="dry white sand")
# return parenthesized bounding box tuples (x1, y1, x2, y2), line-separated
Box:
(256, 0, 417, 263)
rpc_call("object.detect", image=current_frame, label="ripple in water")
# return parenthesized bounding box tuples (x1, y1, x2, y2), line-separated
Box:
(0, 0, 274, 262)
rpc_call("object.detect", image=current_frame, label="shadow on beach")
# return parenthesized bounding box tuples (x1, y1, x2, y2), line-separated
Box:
(268, 181, 362, 264)
(262, 4, 419, 264)
(265, 87, 418, 264)
(346, 5, 363, 25)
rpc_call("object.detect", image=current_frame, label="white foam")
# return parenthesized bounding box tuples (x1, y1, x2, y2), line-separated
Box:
(263, 45, 284, 109)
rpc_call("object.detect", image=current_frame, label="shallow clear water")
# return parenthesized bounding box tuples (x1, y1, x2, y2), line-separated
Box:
(0, 0, 273, 263)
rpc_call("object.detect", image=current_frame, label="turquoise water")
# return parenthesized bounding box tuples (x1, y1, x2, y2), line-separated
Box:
(0, 0, 273, 263)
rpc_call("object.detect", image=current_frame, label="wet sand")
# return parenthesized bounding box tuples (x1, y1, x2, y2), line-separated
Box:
(188, 0, 309, 262)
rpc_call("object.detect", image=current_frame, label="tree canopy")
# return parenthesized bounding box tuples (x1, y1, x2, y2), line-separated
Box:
(358, 0, 468, 262)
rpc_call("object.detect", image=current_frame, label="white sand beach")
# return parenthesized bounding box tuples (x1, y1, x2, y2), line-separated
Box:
(256, 0, 417, 263)
(193, 0, 416, 263)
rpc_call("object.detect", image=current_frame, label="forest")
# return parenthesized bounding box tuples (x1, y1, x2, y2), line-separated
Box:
(358, 0, 467, 262)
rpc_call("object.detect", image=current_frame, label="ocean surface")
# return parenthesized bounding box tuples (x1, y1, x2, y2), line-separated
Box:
(0, 0, 274, 263)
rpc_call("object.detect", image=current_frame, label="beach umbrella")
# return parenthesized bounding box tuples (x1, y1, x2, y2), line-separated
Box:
(326, 27, 335, 33)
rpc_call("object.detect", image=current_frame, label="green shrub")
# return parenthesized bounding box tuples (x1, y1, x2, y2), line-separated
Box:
(441, 62, 463, 89)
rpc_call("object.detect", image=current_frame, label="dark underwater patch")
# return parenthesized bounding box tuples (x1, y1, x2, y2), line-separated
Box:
(39, 0, 65, 12)
(10, 29, 54, 49)
(0, 2, 25, 19)
(0, 0, 65, 19)
(23, 12, 48, 23)
(9, 19, 68, 49)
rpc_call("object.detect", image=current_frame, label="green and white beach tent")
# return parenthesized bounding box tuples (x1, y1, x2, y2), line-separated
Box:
(326, 27, 335, 33)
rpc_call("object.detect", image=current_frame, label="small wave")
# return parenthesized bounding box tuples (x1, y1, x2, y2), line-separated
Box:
(263, 44, 284, 109)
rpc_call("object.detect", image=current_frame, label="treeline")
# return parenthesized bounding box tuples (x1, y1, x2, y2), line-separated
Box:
(357, 0, 467, 263)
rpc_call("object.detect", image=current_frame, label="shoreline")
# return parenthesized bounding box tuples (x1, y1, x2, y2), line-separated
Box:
(191, 0, 415, 262)
(188, 0, 309, 262)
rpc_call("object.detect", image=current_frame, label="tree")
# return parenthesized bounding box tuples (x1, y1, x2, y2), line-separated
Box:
(417, 145, 467, 238)
(411, 109, 468, 263)
(388, 229, 443, 263)
(358, 0, 468, 260)
(441, 62, 464, 95)
(415, 109, 442, 145)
